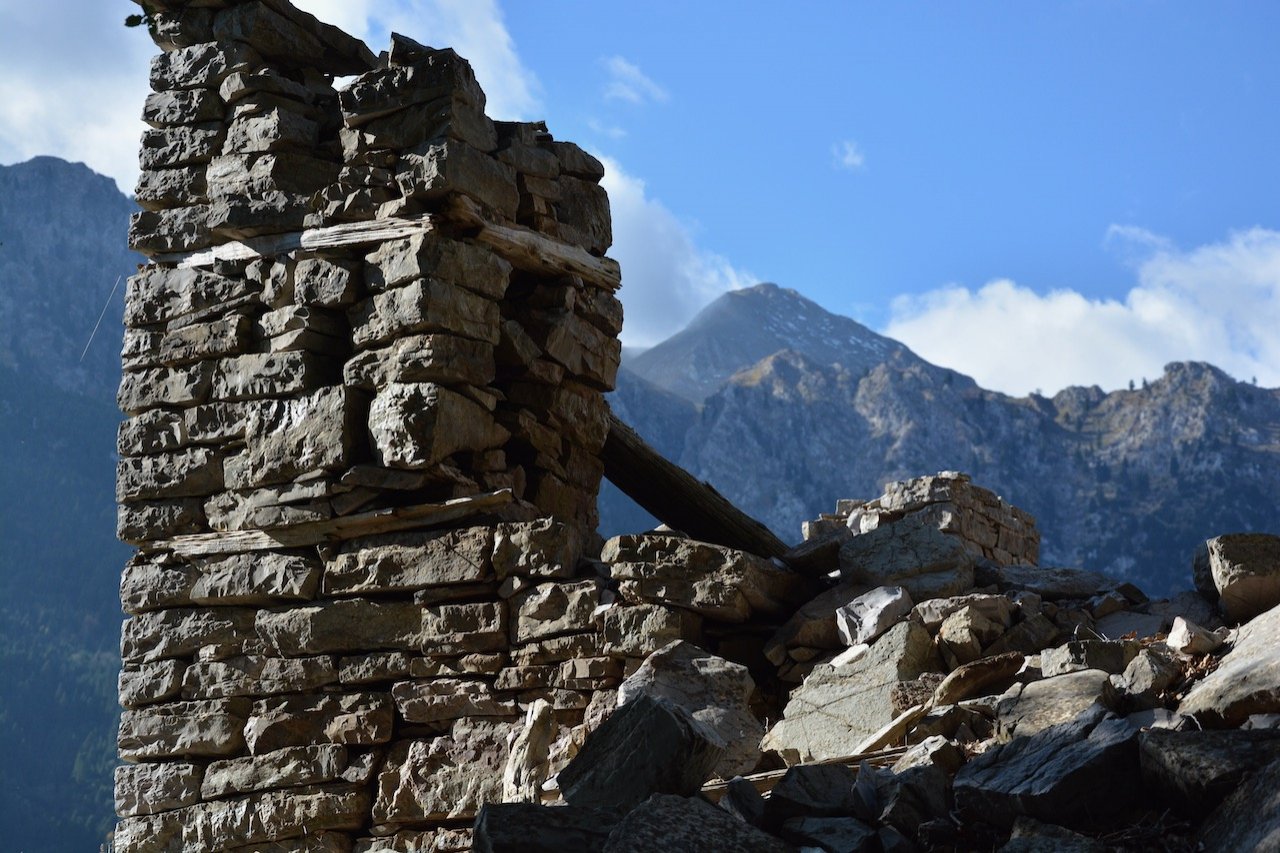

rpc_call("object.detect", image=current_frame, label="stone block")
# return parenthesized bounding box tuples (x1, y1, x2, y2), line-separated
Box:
(368, 382, 508, 469)
(202, 744, 348, 799)
(117, 446, 225, 503)
(372, 721, 513, 825)
(510, 580, 600, 643)
(182, 655, 339, 699)
(392, 679, 517, 723)
(256, 599, 425, 656)
(114, 761, 204, 817)
(350, 277, 500, 349)
(118, 698, 250, 760)
(244, 693, 394, 754)
(121, 607, 258, 664)
(149, 41, 259, 91)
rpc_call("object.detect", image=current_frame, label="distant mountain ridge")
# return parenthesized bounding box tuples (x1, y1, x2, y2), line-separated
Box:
(603, 284, 1280, 596)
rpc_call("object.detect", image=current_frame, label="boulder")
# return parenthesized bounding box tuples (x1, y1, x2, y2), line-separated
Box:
(373, 721, 513, 824)
(473, 803, 620, 853)
(762, 620, 941, 762)
(996, 669, 1111, 739)
(780, 817, 876, 852)
(938, 604, 1006, 666)
(1204, 533, 1280, 622)
(603, 794, 792, 853)
(763, 580, 870, 665)
(1166, 616, 1223, 656)
(1039, 640, 1139, 677)
(838, 515, 975, 600)
(617, 641, 762, 778)
(557, 695, 725, 812)
(1139, 728, 1280, 818)
(1109, 646, 1181, 710)
(761, 763, 861, 825)
(835, 585, 913, 647)
(999, 817, 1104, 852)
(1196, 757, 1280, 853)
(912, 593, 1014, 632)
(954, 706, 1143, 832)
(985, 565, 1119, 601)
(1179, 602, 1280, 726)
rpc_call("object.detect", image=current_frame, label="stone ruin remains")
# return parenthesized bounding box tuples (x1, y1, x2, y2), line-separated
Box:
(112, 3, 1280, 851)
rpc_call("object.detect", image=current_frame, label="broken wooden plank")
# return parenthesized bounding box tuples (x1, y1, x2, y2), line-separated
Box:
(154, 213, 443, 268)
(698, 745, 909, 801)
(151, 489, 513, 557)
(601, 411, 789, 559)
(449, 195, 621, 291)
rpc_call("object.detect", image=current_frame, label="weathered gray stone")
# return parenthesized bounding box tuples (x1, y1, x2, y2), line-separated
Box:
(1092, 609, 1167, 640)
(207, 152, 339, 200)
(203, 483, 332, 532)
(762, 620, 942, 762)
(996, 669, 1110, 739)
(510, 580, 600, 643)
(1205, 533, 1280, 622)
(256, 599, 424, 656)
(492, 518, 582, 580)
(202, 744, 347, 799)
(954, 706, 1141, 831)
(223, 107, 319, 154)
(340, 49, 486, 120)
(244, 693, 394, 755)
(114, 761, 204, 817)
(938, 604, 1006, 666)
(1040, 640, 1140, 677)
(1110, 646, 1181, 709)
(228, 386, 360, 489)
(293, 256, 361, 308)
(839, 515, 976, 600)
(1179, 602, 1280, 726)
(764, 580, 871, 665)
(351, 278, 500, 349)
(876, 763, 951, 834)
(182, 654, 338, 699)
(113, 783, 367, 853)
(117, 497, 207, 543)
(121, 607, 257, 663)
(1139, 728, 1280, 818)
(118, 363, 215, 414)
(364, 233, 511, 298)
(988, 565, 1120, 600)
(600, 604, 703, 658)
(763, 763, 863, 824)
(135, 166, 209, 210)
(122, 551, 320, 613)
(392, 678, 517, 723)
(617, 641, 762, 779)
(372, 721, 514, 824)
(343, 333, 495, 390)
(117, 447, 224, 503)
(421, 601, 507, 653)
(143, 88, 223, 127)
(119, 659, 186, 708)
(836, 585, 913, 647)
(1166, 616, 1223, 656)
(984, 613, 1061, 656)
(395, 138, 518, 218)
(603, 794, 792, 853)
(560, 695, 725, 812)
(139, 124, 226, 170)
(149, 41, 260, 91)
(128, 205, 215, 254)
(118, 698, 250, 760)
(125, 314, 253, 369)
(1196, 755, 1280, 853)
(210, 351, 331, 402)
(892, 735, 966, 775)
(368, 382, 508, 469)
(325, 526, 494, 595)
(605, 534, 811, 622)
(913, 593, 1016, 632)
(473, 802, 620, 853)
(125, 266, 255, 327)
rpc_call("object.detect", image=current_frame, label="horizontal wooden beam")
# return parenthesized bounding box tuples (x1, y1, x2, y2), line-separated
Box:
(150, 489, 513, 558)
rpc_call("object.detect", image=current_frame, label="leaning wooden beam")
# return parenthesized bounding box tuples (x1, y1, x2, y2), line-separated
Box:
(449, 196, 622, 291)
(602, 412, 789, 559)
(699, 745, 909, 801)
(150, 489, 513, 558)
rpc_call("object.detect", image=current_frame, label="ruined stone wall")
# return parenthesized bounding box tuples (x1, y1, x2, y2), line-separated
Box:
(112, 1, 659, 849)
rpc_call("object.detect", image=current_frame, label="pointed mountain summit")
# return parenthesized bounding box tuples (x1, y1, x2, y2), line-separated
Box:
(625, 283, 919, 404)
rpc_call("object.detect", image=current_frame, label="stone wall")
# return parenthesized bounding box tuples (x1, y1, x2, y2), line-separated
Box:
(112, 1, 648, 849)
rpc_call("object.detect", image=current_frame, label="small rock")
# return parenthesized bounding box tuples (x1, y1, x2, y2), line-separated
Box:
(1040, 640, 1139, 677)
(835, 585, 914, 646)
(1204, 533, 1280, 622)
(1166, 616, 1223, 656)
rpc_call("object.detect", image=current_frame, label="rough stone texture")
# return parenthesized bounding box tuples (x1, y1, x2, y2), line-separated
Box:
(1205, 533, 1280, 622)
(762, 620, 942, 762)
(1196, 755, 1280, 853)
(1139, 728, 1280, 818)
(955, 706, 1142, 832)
(372, 721, 513, 824)
(839, 514, 976, 600)
(603, 794, 793, 853)
(996, 669, 1111, 739)
(1179, 602, 1280, 725)
(472, 802, 620, 853)
(115, 762, 205, 817)
(835, 585, 913, 647)
(558, 695, 725, 811)
(617, 641, 762, 778)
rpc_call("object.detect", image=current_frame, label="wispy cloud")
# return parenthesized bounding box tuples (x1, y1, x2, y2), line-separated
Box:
(587, 119, 628, 140)
(832, 140, 866, 171)
(601, 157, 754, 347)
(883, 227, 1280, 395)
(603, 56, 669, 105)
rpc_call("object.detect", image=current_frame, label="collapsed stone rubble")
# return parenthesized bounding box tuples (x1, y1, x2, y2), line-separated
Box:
(112, 2, 1280, 850)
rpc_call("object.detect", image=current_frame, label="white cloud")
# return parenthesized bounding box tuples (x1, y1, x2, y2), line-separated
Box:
(603, 56, 669, 105)
(882, 227, 1280, 395)
(833, 140, 865, 171)
(587, 119, 627, 140)
(601, 157, 755, 347)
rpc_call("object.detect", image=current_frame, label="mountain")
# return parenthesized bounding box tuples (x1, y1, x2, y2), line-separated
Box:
(626, 282, 918, 404)
(602, 284, 1280, 596)
(0, 157, 137, 850)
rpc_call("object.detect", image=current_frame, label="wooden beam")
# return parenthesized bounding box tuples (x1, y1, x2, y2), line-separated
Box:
(698, 745, 908, 801)
(602, 412, 789, 559)
(150, 489, 513, 558)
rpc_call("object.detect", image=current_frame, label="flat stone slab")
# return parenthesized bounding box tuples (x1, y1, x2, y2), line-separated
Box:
(1179, 602, 1280, 726)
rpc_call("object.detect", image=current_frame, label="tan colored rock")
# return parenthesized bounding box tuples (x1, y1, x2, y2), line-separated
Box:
(181, 655, 338, 699)
(1179, 602, 1280, 726)
(372, 722, 513, 824)
(368, 382, 508, 469)
(324, 526, 494, 595)
(492, 518, 582, 579)
(1205, 533, 1280, 622)
(600, 604, 703, 658)
(202, 744, 347, 799)
(502, 698, 555, 802)
(392, 678, 517, 723)
(244, 693, 394, 754)
(350, 278, 500, 350)
(114, 761, 204, 817)
(605, 534, 810, 622)
(256, 599, 424, 656)
(121, 607, 257, 664)
(421, 601, 507, 653)
(119, 659, 185, 708)
(119, 698, 250, 760)
(510, 580, 601, 643)
(120, 551, 320, 613)
(996, 669, 1110, 739)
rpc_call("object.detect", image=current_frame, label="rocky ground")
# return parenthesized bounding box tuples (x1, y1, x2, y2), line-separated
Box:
(472, 481, 1280, 852)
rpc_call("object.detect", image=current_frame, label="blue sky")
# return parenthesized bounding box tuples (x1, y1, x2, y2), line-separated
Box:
(4, 0, 1280, 395)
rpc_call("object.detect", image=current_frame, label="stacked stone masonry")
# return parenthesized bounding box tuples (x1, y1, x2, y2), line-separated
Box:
(114, 1, 637, 849)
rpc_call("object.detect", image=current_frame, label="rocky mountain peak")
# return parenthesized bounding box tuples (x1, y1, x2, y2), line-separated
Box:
(626, 282, 916, 405)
